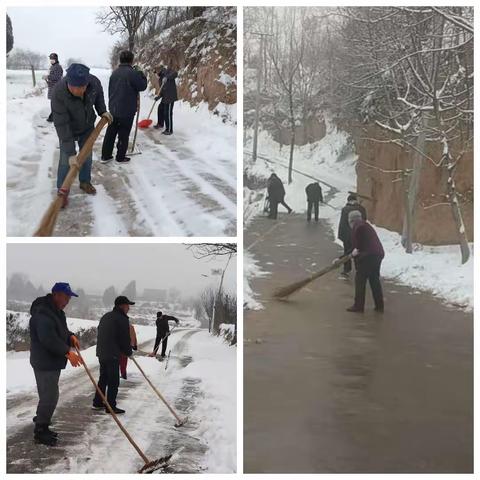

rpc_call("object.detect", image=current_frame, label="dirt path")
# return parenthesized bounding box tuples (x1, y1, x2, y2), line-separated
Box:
(7, 329, 207, 473)
(244, 213, 473, 473)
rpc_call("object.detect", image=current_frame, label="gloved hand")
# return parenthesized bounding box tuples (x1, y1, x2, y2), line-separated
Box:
(66, 351, 83, 367)
(101, 111, 113, 125)
(70, 335, 80, 349)
(351, 248, 359, 257)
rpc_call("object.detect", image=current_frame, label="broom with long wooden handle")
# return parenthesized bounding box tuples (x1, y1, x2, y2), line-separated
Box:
(273, 254, 353, 299)
(34, 117, 109, 237)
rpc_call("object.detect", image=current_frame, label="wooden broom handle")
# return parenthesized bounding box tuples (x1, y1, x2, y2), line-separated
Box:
(130, 356, 183, 424)
(74, 347, 150, 465)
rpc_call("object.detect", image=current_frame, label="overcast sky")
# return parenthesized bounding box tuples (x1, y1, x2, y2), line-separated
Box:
(7, 7, 120, 67)
(7, 244, 236, 297)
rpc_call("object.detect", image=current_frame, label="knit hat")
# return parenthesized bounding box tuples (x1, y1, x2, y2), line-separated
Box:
(66, 63, 90, 87)
(348, 210, 363, 226)
(49, 53, 58, 61)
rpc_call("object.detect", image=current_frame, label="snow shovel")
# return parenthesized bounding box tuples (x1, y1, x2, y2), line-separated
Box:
(151, 325, 178, 357)
(273, 254, 353, 299)
(129, 96, 142, 155)
(74, 347, 173, 473)
(130, 355, 188, 428)
(138, 98, 158, 129)
(34, 116, 109, 237)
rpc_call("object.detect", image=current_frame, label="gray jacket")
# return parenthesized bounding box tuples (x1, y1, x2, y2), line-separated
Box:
(51, 75, 107, 155)
(46, 62, 63, 99)
(29, 294, 74, 371)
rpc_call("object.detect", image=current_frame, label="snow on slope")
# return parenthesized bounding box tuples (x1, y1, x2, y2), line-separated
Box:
(244, 120, 473, 311)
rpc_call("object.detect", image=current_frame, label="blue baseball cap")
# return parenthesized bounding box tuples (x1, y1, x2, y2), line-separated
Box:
(66, 63, 90, 87)
(52, 282, 79, 297)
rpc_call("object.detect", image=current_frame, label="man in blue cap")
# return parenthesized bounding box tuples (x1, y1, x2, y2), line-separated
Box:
(51, 63, 113, 207)
(29, 282, 83, 446)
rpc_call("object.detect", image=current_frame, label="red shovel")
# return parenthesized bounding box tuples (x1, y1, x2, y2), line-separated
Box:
(138, 98, 158, 129)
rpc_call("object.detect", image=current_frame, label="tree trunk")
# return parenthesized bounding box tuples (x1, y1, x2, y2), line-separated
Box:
(401, 171, 413, 253)
(128, 32, 135, 52)
(445, 160, 470, 264)
(30, 65, 36, 87)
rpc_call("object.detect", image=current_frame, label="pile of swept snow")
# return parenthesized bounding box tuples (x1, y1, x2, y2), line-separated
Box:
(244, 120, 474, 311)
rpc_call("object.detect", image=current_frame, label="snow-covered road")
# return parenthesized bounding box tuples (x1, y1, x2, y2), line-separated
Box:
(7, 325, 236, 473)
(7, 69, 237, 236)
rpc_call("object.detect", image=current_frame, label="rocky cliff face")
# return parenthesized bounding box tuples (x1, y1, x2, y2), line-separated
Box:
(137, 7, 236, 111)
(352, 125, 473, 245)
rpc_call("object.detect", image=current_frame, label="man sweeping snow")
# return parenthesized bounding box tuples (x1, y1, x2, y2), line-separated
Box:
(153, 62, 178, 135)
(346, 210, 385, 313)
(101, 50, 147, 163)
(29, 282, 82, 446)
(150, 311, 179, 358)
(51, 63, 113, 207)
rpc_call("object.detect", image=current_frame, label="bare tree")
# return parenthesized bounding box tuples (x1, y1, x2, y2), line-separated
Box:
(96, 6, 159, 51)
(6, 14, 13, 55)
(188, 243, 237, 259)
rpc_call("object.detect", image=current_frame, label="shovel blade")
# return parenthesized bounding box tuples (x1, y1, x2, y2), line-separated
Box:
(138, 119, 153, 129)
(174, 416, 188, 428)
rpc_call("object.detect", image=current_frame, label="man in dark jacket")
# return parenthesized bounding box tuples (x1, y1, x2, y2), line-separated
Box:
(92, 296, 134, 414)
(29, 282, 82, 446)
(267, 173, 292, 219)
(153, 63, 178, 135)
(305, 182, 323, 222)
(150, 311, 179, 358)
(347, 211, 385, 313)
(101, 51, 147, 163)
(51, 63, 113, 207)
(44, 53, 63, 122)
(337, 193, 367, 277)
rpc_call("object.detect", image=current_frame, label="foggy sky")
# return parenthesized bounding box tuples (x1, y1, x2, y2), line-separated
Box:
(7, 7, 120, 67)
(7, 244, 236, 297)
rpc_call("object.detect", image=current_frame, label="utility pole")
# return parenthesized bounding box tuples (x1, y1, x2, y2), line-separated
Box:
(250, 32, 272, 163)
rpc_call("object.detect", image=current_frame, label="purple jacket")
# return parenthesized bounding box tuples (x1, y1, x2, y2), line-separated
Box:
(352, 221, 384, 259)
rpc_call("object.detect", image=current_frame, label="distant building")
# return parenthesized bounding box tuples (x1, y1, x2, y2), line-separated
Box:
(142, 288, 167, 301)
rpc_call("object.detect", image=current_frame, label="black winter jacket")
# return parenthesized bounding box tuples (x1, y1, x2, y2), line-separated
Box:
(108, 64, 147, 118)
(338, 201, 368, 243)
(51, 75, 107, 156)
(305, 183, 323, 202)
(47, 62, 63, 99)
(96, 307, 133, 361)
(267, 175, 286, 202)
(29, 294, 74, 371)
(157, 68, 178, 103)
(154, 314, 179, 351)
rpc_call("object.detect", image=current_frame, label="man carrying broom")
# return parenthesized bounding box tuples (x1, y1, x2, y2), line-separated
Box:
(101, 50, 147, 164)
(51, 63, 113, 208)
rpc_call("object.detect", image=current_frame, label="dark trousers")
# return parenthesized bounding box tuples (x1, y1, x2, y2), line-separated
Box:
(33, 369, 61, 426)
(161, 337, 168, 356)
(307, 200, 319, 222)
(58, 131, 93, 188)
(93, 359, 120, 408)
(354, 255, 384, 310)
(164, 102, 174, 133)
(342, 238, 353, 274)
(157, 102, 165, 127)
(269, 199, 291, 219)
(101, 115, 135, 160)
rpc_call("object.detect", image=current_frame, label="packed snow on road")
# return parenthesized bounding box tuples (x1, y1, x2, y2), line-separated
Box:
(7, 69, 237, 237)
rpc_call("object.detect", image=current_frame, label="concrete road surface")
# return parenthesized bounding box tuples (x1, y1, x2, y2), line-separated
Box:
(244, 213, 473, 473)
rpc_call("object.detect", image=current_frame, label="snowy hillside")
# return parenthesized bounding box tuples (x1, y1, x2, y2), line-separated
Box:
(244, 122, 474, 311)
(7, 68, 236, 236)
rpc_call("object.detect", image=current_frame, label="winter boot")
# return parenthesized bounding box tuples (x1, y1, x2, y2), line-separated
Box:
(34, 424, 57, 446)
(100, 155, 113, 164)
(116, 157, 131, 163)
(346, 305, 364, 313)
(106, 406, 125, 415)
(79, 182, 97, 195)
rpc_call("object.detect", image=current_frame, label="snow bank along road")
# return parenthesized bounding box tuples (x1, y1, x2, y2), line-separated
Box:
(7, 328, 231, 473)
(244, 214, 473, 473)
(7, 69, 236, 236)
